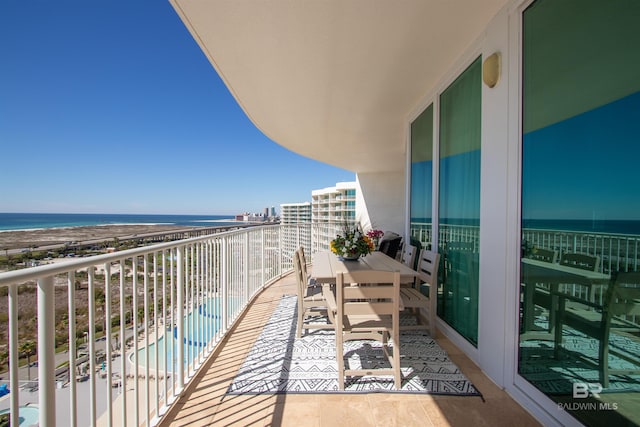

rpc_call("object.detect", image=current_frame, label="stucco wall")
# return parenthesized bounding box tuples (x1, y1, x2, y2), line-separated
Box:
(355, 171, 405, 236)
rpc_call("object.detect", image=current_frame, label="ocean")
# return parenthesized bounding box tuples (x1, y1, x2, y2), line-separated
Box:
(0, 213, 238, 232)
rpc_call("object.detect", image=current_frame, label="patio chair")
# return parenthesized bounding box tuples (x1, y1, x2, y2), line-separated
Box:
(560, 252, 600, 272)
(529, 248, 558, 263)
(293, 248, 332, 338)
(400, 243, 417, 271)
(557, 252, 601, 301)
(297, 246, 316, 286)
(525, 248, 558, 334)
(554, 271, 640, 387)
(333, 270, 402, 390)
(400, 250, 440, 335)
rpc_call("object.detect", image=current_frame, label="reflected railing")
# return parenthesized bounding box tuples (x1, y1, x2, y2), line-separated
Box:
(411, 222, 640, 275)
(412, 222, 640, 321)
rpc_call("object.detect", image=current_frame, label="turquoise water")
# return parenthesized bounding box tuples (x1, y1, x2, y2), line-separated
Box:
(0, 406, 39, 426)
(133, 296, 240, 372)
(0, 213, 237, 232)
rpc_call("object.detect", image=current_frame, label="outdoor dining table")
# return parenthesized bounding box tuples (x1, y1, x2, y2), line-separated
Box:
(311, 250, 419, 284)
(311, 250, 421, 318)
(520, 258, 610, 339)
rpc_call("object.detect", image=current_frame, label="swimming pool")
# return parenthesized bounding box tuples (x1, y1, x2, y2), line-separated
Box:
(0, 406, 39, 427)
(131, 296, 239, 372)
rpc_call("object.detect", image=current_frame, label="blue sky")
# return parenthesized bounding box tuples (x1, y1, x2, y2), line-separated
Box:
(522, 91, 640, 221)
(0, 1, 354, 215)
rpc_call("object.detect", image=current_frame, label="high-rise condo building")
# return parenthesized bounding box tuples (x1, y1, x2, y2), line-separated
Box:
(280, 202, 312, 224)
(311, 181, 357, 225)
(280, 202, 312, 259)
(311, 181, 357, 250)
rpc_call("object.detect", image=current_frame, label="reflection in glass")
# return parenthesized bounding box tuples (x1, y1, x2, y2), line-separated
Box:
(519, 1, 640, 425)
(438, 57, 481, 346)
(410, 104, 434, 252)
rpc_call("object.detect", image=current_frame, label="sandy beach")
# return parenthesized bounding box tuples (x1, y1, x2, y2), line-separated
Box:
(0, 224, 199, 251)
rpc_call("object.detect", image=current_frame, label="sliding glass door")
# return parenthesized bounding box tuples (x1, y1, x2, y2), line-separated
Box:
(519, 1, 640, 425)
(438, 58, 481, 346)
(410, 104, 434, 252)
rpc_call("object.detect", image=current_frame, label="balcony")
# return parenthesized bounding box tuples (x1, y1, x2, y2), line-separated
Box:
(0, 224, 538, 426)
(160, 271, 539, 426)
(3, 223, 639, 425)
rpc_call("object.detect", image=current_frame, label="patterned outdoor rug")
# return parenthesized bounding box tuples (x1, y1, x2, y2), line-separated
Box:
(226, 295, 482, 396)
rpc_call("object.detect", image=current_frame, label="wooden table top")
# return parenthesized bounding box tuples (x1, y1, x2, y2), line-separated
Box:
(312, 251, 419, 284)
(521, 258, 610, 284)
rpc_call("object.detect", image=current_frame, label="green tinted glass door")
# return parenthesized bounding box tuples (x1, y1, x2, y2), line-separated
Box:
(438, 57, 481, 346)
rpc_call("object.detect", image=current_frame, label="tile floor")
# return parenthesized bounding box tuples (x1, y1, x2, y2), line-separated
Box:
(159, 272, 541, 427)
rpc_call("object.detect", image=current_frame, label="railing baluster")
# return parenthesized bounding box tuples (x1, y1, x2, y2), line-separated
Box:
(88, 267, 97, 426)
(104, 263, 113, 427)
(8, 285, 19, 427)
(176, 246, 184, 392)
(143, 255, 150, 425)
(221, 237, 228, 333)
(67, 270, 78, 427)
(37, 275, 56, 427)
(153, 252, 159, 421)
(170, 248, 176, 400)
(244, 232, 249, 306)
(132, 257, 139, 427)
(161, 249, 168, 414)
(119, 260, 127, 427)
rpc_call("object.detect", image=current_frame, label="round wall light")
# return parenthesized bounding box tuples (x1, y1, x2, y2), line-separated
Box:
(482, 52, 501, 88)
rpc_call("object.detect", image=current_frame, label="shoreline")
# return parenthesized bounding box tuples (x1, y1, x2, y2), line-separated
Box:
(0, 218, 243, 234)
(0, 224, 202, 251)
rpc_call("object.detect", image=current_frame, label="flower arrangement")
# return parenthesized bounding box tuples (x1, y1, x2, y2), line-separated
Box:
(366, 229, 384, 250)
(330, 223, 375, 259)
(366, 229, 384, 240)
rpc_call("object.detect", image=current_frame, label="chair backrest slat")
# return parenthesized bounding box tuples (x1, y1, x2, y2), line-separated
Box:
(529, 248, 558, 263)
(609, 271, 640, 316)
(401, 244, 417, 270)
(293, 248, 306, 296)
(336, 270, 400, 319)
(343, 285, 395, 300)
(560, 252, 600, 272)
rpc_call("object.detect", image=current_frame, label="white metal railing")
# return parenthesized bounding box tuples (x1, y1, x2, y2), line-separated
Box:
(0, 224, 315, 427)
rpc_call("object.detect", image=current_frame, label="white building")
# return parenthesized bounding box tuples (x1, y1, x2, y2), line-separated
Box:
(280, 202, 312, 224)
(311, 182, 356, 225)
(311, 182, 357, 250)
(280, 202, 312, 261)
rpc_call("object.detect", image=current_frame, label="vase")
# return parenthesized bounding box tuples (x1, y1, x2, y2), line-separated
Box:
(338, 255, 361, 261)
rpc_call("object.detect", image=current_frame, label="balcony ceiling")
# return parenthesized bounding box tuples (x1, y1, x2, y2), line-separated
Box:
(171, 0, 507, 173)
